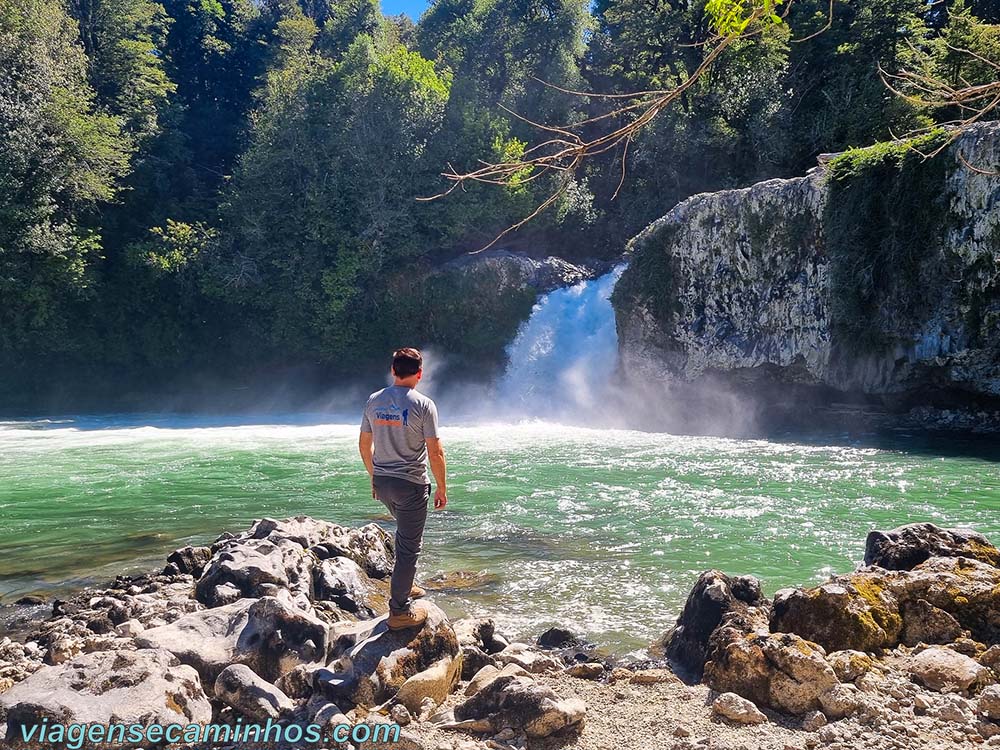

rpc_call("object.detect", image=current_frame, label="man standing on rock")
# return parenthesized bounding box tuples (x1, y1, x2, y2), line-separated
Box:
(359, 348, 448, 629)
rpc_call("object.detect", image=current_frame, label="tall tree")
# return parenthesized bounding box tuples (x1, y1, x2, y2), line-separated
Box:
(0, 0, 131, 357)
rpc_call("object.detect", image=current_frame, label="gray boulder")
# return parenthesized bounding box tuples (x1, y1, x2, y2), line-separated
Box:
(453, 674, 586, 737)
(214, 664, 294, 721)
(196, 537, 314, 608)
(313, 556, 378, 615)
(0, 650, 211, 743)
(136, 598, 257, 686)
(315, 601, 459, 708)
(240, 517, 396, 580)
(137, 596, 328, 689)
(864, 523, 1000, 571)
(312, 524, 395, 580)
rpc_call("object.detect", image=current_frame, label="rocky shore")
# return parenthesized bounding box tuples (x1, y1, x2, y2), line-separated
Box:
(2, 518, 999, 749)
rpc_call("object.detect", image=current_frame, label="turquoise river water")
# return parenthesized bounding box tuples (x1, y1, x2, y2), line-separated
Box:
(1, 414, 999, 654)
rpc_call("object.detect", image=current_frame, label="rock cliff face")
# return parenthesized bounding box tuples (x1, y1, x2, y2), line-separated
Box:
(613, 124, 1000, 408)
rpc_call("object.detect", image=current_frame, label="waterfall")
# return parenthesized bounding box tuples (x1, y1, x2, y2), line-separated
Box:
(495, 265, 625, 419)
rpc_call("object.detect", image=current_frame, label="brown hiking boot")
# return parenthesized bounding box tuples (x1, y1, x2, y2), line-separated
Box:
(388, 608, 427, 630)
(410, 584, 426, 599)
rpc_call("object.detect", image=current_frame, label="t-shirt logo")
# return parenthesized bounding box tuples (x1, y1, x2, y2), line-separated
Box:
(373, 403, 406, 427)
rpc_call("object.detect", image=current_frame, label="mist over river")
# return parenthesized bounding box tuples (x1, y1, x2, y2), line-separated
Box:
(2, 415, 999, 654)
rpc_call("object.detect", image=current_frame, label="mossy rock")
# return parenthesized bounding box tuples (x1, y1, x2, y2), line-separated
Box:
(770, 578, 902, 653)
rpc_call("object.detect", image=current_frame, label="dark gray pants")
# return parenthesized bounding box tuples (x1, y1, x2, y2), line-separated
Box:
(373, 475, 430, 615)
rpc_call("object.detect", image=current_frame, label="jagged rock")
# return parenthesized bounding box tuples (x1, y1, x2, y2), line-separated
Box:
(771, 554, 1000, 654)
(537, 627, 580, 649)
(614, 123, 1000, 409)
(901, 598, 965, 646)
(315, 601, 459, 708)
(313, 556, 379, 615)
(137, 598, 256, 685)
(931, 693, 977, 724)
(662, 570, 768, 679)
(465, 663, 529, 698)
(826, 650, 874, 682)
(495, 643, 562, 674)
(453, 618, 509, 654)
(394, 656, 463, 714)
(307, 522, 395, 580)
(712, 692, 768, 724)
(215, 664, 294, 720)
(979, 685, 1000, 720)
(864, 523, 1000, 571)
(704, 627, 839, 716)
(138, 596, 328, 688)
(391, 703, 412, 726)
(45, 637, 81, 666)
(164, 545, 212, 577)
(196, 536, 314, 609)
(771, 579, 901, 653)
(0, 649, 211, 740)
(453, 674, 586, 737)
(895, 557, 1000, 646)
(438, 250, 601, 296)
(907, 646, 992, 693)
(460, 645, 495, 680)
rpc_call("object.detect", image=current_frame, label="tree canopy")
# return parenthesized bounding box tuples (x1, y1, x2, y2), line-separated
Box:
(0, 0, 996, 406)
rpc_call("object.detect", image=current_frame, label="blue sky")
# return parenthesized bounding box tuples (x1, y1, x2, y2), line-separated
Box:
(381, 0, 429, 18)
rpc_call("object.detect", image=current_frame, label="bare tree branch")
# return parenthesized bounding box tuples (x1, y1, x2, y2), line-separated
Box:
(420, 4, 776, 252)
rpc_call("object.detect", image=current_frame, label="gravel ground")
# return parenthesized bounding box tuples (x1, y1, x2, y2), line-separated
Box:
(398, 669, 999, 750)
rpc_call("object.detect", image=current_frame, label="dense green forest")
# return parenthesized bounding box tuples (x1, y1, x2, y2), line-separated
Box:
(2, 0, 999, 408)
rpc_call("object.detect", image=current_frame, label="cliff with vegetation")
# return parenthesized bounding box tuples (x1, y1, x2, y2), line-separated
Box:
(613, 123, 1000, 412)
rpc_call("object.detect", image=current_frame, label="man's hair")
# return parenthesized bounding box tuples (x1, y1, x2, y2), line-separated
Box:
(392, 348, 423, 378)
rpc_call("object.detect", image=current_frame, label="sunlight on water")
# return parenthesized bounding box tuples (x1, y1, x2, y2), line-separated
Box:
(1, 416, 999, 653)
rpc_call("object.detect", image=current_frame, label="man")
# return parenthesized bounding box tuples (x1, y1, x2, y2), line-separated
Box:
(359, 348, 447, 629)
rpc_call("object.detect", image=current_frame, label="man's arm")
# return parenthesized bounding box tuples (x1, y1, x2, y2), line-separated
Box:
(359, 431, 375, 498)
(426, 437, 447, 510)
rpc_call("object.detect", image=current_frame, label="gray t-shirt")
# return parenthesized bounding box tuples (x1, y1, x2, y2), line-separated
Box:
(361, 385, 439, 485)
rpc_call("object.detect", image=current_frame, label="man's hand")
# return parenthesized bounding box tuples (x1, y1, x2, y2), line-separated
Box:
(426, 437, 447, 510)
(433, 486, 448, 510)
(359, 431, 375, 501)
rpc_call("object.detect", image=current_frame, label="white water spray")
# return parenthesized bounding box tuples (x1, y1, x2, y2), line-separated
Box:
(495, 265, 625, 419)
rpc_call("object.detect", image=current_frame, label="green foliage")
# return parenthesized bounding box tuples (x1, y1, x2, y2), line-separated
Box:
(3, 0, 1000, 406)
(129, 219, 217, 273)
(67, 0, 176, 141)
(215, 33, 451, 362)
(706, 0, 784, 35)
(0, 0, 131, 353)
(825, 131, 954, 351)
